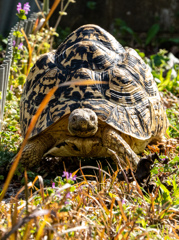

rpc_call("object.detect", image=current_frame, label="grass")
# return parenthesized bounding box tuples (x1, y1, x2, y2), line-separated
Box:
(1, 154, 179, 239)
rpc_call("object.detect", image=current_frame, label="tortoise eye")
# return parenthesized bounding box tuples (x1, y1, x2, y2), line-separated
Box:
(72, 116, 77, 122)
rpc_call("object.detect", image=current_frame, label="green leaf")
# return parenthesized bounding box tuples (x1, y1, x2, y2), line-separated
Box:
(0, 175, 4, 180)
(18, 74, 26, 85)
(172, 175, 177, 192)
(156, 178, 172, 203)
(16, 10, 27, 20)
(173, 199, 179, 205)
(121, 26, 134, 35)
(135, 49, 145, 58)
(86, 1, 96, 10)
(158, 70, 172, 91)
(13, 31, 23, 38)
(169, 38, 179, 43)
(145, 23, 160, 45)
(169, 156, 179, 166)
(6, 91, 13, 100)
(151, 166, 159, 175)
(165, 127, 170, 137)
(152, 54, 165, 67)
(2, 38, 7, 44)
(7, 126, 17, 132)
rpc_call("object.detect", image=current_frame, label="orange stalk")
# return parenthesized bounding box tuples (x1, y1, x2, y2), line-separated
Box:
(21, 28, 33, 75)
(40, 0, 61, 30)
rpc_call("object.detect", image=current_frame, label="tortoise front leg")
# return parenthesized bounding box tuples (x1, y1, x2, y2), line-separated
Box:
(18, 133, 56, 168)
(102, 127, 140, 169)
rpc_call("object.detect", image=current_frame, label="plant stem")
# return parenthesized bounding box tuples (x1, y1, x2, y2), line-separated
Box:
(54, 0, 71, 31)
(50, 0, 72, 49)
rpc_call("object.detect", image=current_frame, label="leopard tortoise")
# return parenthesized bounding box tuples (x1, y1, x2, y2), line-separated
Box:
(19, 24, 168, 169)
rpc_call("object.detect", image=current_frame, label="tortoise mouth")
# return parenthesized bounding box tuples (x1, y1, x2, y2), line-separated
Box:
(68, 126, 98, 137)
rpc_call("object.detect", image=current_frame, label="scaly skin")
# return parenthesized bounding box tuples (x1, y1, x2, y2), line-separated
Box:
(102, 126, 140, 168)
(19, 133, 56, 168)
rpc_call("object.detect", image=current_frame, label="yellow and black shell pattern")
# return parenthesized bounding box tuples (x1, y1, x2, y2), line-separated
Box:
(20, 24, 168, 140)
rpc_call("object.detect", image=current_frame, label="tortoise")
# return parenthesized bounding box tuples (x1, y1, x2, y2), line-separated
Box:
(19, 24, 168, 169)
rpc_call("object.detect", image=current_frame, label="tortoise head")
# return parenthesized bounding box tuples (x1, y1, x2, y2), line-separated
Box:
(68, 108, 98, 137)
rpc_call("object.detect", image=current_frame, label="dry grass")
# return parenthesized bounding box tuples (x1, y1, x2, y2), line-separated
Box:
(0, 139, 179, 239)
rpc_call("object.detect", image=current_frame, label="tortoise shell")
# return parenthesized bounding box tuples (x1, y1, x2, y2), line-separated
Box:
(20, 24, 168, 140)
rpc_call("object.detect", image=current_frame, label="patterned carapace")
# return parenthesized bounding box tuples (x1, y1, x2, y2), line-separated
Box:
(20, 24, 168, 143)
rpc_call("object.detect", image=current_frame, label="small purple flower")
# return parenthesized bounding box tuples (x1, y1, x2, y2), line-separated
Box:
(12, 40, 16, 47)
(23, 2, 30, 14)
(17, 2, 22, 13)
(69, 173, 77, 181)
(72, 175, 77, 181)
(18, 42, 23, 50)
(62, 171, 77, 181)
(52, 182, 55, 188)
(62, 171, 70, 179)
(64, 192, 72, 204)
(122, 199, 125, 205)
(17, 2, 30, 15)
(66, 192, 71, 199)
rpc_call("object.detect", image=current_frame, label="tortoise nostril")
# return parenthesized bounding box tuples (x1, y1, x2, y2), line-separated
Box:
(80, 119, 88, 128)
(90, 116, 95, 121)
